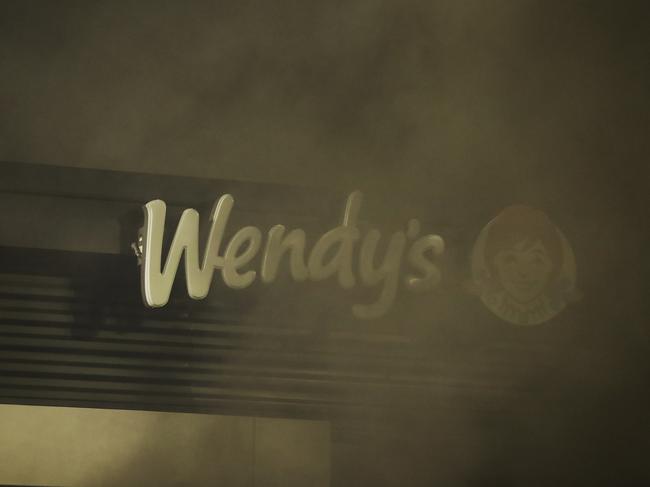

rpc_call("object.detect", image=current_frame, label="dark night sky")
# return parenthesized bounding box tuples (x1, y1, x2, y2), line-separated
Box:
(1, 1, 648, 485)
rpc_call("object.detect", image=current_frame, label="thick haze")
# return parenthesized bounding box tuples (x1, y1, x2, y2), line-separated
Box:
(1, 1, 648, 486)
(1, 2, 647, 197)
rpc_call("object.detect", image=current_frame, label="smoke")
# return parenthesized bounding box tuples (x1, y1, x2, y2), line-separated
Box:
(1, 0, 648, 485)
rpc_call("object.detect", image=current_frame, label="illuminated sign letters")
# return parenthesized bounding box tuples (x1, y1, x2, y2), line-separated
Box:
(140, 191, 444, 319)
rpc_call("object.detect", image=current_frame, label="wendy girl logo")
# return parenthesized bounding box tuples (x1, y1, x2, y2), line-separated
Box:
(470, 205, 580, 326)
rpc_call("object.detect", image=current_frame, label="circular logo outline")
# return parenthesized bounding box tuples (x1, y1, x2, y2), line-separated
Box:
(471, 205, 578, 326)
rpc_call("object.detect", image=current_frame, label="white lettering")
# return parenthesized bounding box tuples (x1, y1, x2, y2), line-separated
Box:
(140, 192, 445, 319)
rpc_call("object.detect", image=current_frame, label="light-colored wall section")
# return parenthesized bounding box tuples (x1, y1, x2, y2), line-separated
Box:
(254, 417, 330, 487)
(0, 404, 330, 487)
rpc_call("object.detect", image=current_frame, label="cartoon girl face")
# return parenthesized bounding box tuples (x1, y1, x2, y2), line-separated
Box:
(493, 239, 553, 303)
(481, 205, 563, 304)
(473, 205, 577, 325)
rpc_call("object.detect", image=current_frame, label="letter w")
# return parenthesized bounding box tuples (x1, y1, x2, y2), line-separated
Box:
(141, 196, 233, 307)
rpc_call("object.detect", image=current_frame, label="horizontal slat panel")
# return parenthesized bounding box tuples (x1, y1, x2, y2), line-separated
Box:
(0, 246, 553, 421)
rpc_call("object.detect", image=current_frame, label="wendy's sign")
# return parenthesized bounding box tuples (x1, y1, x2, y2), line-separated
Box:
(139, 193, 578, 324)
(139, 191, 445, 319)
